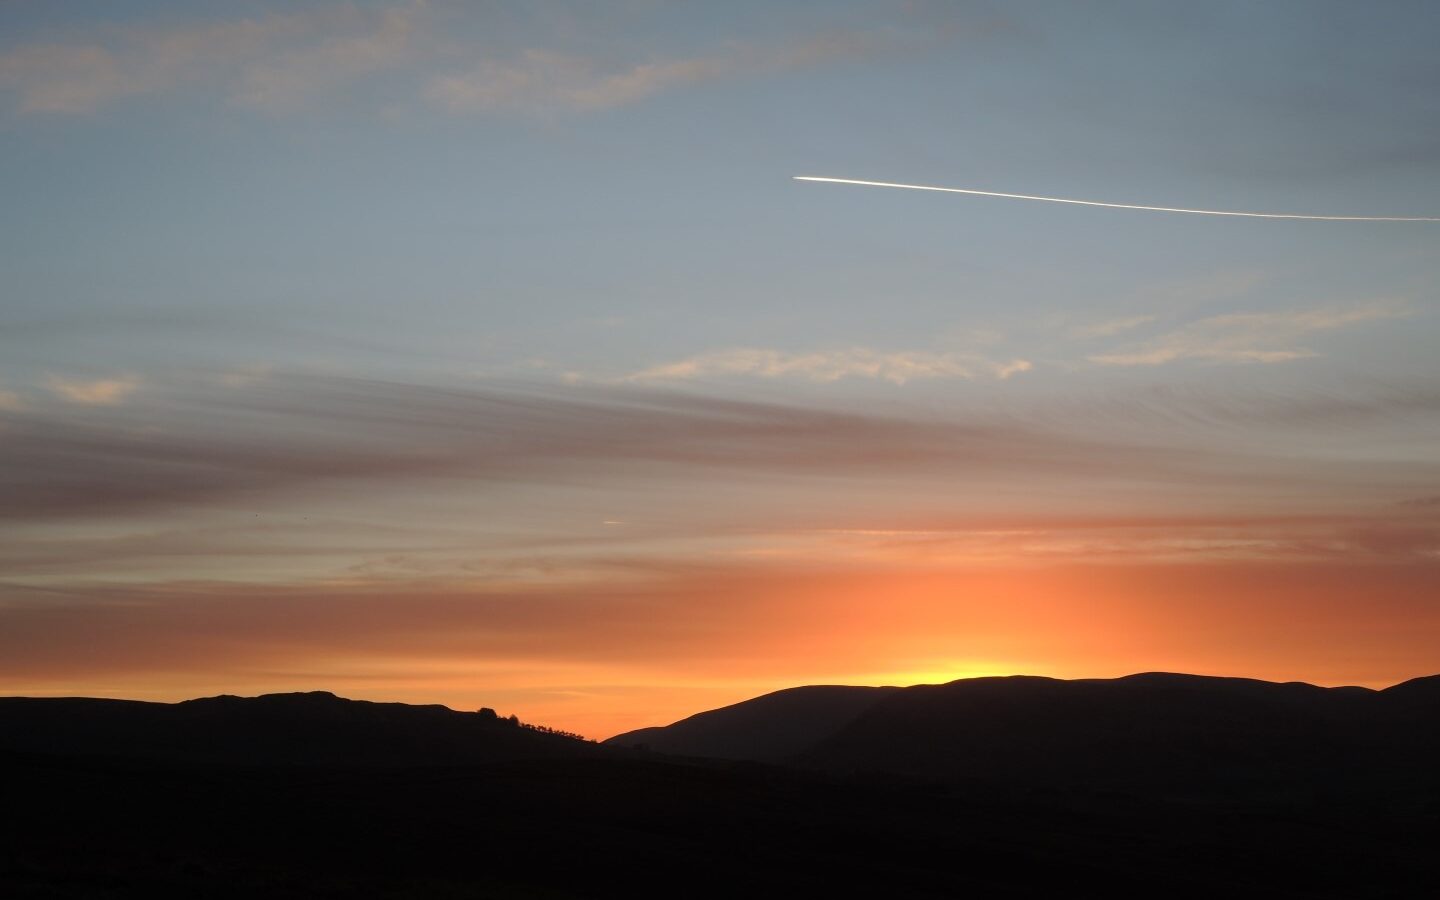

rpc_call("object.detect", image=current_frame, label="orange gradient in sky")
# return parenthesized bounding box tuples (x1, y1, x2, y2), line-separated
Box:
(4, 559, 1436, 738)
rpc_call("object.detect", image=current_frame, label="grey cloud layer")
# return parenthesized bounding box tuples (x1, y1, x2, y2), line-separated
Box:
(0, 374, 1109, 520)
(3, 373, 1437, 523)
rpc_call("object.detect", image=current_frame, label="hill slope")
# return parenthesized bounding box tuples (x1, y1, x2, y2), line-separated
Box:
(4, 678, 1438, 897)
(610, 672, 1440, 797)
(0, 691, 607, 767)
(606, 684, 899, 761)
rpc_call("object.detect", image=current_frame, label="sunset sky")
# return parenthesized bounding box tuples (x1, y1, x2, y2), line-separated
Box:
(2, 1, 1438, 738)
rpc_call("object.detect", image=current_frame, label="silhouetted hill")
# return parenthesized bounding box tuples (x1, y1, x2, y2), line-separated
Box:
(1380, 672, 1440, 709)
(610, 672, 1440, 799)
(3, 678, 1438, 897)
(803, 674, 1368, 795)
(606, 684, 899, 760)
(0, 691, 607, 767)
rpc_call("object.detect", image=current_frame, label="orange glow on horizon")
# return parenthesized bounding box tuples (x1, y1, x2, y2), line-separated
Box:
(4, 558, 1436, 739)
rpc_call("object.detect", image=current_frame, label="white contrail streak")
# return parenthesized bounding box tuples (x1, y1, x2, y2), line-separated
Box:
(793, 176, 1440, 222)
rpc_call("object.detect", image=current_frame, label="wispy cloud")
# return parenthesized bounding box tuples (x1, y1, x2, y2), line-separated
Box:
(232, 4, 422, 112)
(0, 13, 311, 113)
(3, 371, 1437, 734)
(1, 7, 903, 116)
(0, 373, 1115, 521)
(0, 4, 425, 114)
(621, 348, 1032, 384)
(1089, 301, 1411, 367)
(45, 375, 140, 405)
(6, 372, 1435, 526)
(425, 31, 879, 114)
(1070, 315, 1155, 339)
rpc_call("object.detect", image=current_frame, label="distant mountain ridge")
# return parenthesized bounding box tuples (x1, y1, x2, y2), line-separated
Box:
(607, 684, 900, 761)
(6, 673, 1438, 796)
(4, 675, 1439, 898)
(607, 672, 1440, 796)
(0, 690, 607, 767)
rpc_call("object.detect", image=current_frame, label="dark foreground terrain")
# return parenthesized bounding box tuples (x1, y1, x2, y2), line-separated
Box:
(4, 677, 1438, 898)
(609, 672, 1440, 796)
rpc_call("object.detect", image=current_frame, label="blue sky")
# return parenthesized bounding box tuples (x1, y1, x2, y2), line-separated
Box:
(4, 0, 1437, 388)
(2, 1, 1437, 735)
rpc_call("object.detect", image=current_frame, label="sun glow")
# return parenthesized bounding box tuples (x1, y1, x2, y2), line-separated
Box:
(853, 662, 1030, 687)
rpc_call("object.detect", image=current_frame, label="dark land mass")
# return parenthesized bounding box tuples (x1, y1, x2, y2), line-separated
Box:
(4, 676, 1439, 898)
(610, 672, 1440, 796)
(0, 691, 605, 767)
(607, 683, 901, 762)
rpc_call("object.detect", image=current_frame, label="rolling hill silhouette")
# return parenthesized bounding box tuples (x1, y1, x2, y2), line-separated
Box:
(3, 676, 1437, 897)
(609, 672, 1440, 796)
(0, 690, 605, 766)
(607, 684, 899, 761)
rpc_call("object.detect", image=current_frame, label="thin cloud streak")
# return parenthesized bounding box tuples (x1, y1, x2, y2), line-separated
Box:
(426, 31, 880, 113)
(6, 502, 1432, 579)
(1031, 381, 1440, 435)
(794, 176, 1440, 222)
(45, 375, 141, 405)
(620, 348, 1032, 384)
(1089, 302, 1411, 367)
(1070, 315, 1156, 339)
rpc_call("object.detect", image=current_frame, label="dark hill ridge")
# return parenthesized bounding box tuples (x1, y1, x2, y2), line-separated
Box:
(3, 676, 1439, 896)
(7, 672, 1439, 787)
(607, 684, 900, 761)
(0, 690, 608, 767)
(608, 672, 1440, 797)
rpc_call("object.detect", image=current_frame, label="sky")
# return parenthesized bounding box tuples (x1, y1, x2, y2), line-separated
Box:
(2, 0, 1438, 738)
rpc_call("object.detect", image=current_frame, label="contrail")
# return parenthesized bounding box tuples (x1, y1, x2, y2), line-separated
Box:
(793, 176, 1440, 222)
